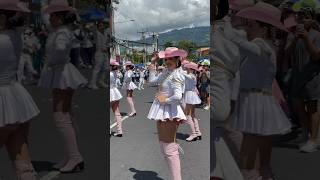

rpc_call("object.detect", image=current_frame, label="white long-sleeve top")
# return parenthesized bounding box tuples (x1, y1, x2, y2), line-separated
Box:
(110, 71, 117, 88)
(183, 72, 197, 91)
(148, 68, 185, 105)
(123, 70, 134, 83)
(46, 26, 73, 69)
(95, 30, 107, 53)
(0, 30, 23, 85)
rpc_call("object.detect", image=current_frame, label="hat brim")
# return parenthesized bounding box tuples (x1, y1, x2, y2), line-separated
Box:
(43, 5, 75, 14)
(0, 3, 29, 12)
(236, 8, 289, 32)
(158, 50, 188, 59)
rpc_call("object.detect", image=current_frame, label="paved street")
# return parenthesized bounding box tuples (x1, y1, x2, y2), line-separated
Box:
(110, 85, 210, 180)
(0, 70, 108, 180)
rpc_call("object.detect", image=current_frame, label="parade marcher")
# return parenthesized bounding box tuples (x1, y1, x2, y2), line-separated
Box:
(147, 47, 187, 180)
(88, 21, 108, 89)
(70, 22, 83, 68)
(138, 67, 145, 90)
(81, 24, 94, 69)
(17, 28, 40, 84)
(211, 0, 245, 179)
(122, 61, 137, 117)
(110, 59, 123, 137)
(116, 69, 122, 88)
(38, 0, 87, 173)
(0, 1, 40, 179)
(225, 2, 292, 179)
(182, 62, 202, 142)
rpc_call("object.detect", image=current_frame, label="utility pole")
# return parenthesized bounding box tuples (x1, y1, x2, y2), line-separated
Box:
(138, 30, 147, 63)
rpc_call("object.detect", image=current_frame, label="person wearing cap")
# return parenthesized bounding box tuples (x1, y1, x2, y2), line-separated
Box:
(38, 0, 87, 173)
(122, 61, 137, 117)
(147, 47, 187, 180)
(88, 21, 108, 89)
(110, 59, 123, 137)
(0, 1, 40, 179)
(223, 2, 292, 179)
(181, 62, 202, 142)
(285, 5, 320, 153)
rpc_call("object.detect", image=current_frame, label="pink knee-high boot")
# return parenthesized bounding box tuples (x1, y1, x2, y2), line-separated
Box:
(53, 112, 84, 173)
(185, 116, 198, 142)
(160, 141, 182, 180)
(126, 97, 136, 116)
(14, 160, 38, 180)
(193, 117, 202, 138)
(114, 110, 123, 136)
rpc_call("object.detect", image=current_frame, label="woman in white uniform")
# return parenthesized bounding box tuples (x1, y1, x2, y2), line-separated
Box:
(38, 0, 87, 173)
(182, 62, 202, 142)
(147, 47, 187, 180)
(138, 68, 145, 90)
(110, 59, 123, 137)
(225, 2, 292, 179)
(0, 1, 40, 179)
(122, 61, 137, 117)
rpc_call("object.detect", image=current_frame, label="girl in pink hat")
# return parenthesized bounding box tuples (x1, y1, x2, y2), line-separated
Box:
(0, 1, 40, 180)
(122, 61, 137, 117)
(182, 62, 202, 142)
(38, 0, 87, 173)
(147, 47, 187, 180)
(224, 2, 292, 179)
(110, 59, 123, 137)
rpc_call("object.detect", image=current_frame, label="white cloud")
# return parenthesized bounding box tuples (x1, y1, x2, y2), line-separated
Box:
(113, 0, 209, 40)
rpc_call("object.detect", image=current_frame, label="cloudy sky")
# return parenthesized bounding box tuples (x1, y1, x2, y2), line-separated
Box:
(113, 0, 210, 40)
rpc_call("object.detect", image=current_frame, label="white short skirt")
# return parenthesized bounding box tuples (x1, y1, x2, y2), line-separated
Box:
(231, 92, 292, 135)
(122, 81, 137, 90)
(0, 82, 40, 127)
(38, 63, 88, 90)
(184, 91, 201, 105)
(110, 87, 122, 102)
(147, 100, 186, 121)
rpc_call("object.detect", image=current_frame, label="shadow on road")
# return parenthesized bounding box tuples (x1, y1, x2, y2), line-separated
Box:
(129, 168, 164, 180)
(32, 161, 55, 172)
(176, 132, 189, 141)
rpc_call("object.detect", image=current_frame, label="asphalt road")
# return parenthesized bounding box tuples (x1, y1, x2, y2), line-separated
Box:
(110, 85, 210, 180)
(0, 69, 108, 180)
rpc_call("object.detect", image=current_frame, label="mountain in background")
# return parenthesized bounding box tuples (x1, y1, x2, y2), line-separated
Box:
(140, 26, 210, 47)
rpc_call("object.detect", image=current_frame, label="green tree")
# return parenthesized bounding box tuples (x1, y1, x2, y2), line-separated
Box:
(176, 40, 198, 59)
(164, 41, 174, 48)
(131, 52, 143, 64)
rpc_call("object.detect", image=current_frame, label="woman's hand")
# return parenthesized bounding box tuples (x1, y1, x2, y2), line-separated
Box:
(155, 93, 167, 105)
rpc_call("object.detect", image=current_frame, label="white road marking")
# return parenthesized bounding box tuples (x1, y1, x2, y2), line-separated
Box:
(39, 171, 60, 180)
(110, 116, 129, 129)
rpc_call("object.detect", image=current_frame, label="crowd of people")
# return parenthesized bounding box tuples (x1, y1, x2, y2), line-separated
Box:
(0, 0, 110, 179)
(109, 47, 210, 179)
(212, 0, 320, 180)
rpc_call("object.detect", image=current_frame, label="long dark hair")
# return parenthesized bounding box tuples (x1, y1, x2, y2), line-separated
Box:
(216, 0, 229, 20)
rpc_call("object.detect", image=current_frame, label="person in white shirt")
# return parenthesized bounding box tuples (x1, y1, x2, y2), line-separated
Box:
(88, 21, 108, 89)
(138, 67, 145, 90)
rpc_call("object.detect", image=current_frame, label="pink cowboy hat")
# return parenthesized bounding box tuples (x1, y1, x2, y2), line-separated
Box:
(229, 0, 255, 11)
(284, 15, 297, 29)
(184, 62, 199, 71)
(181, 59, 190, 65)
(158, 47, 188, 59)
(17, 1, 31, 12)
(236, 2, 288, 32)
(43, 0, 75, 14)
(110, 59, 119, 66)
(0, 0, 30, 12)
(125, 61, 134, 66)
